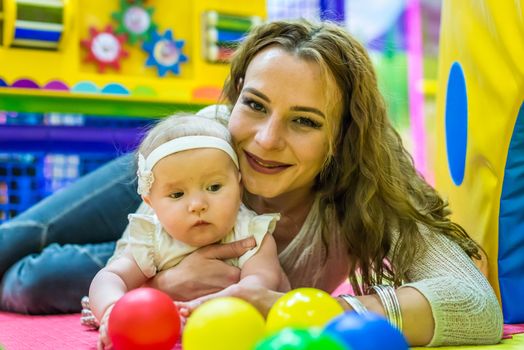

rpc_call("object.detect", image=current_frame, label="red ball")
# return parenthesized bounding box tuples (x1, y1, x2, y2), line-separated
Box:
(108, 288, 181, 350)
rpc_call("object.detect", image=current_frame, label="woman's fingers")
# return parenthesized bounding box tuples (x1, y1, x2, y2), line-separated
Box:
(199, 236, 256, 260)
(225, 285, 283, 317)
(147, 238, 256, 303)
(181, 285, 283, 318)
(178, 286, 238, 316)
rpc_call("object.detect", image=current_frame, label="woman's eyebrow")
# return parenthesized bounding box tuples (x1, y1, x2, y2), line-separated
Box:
(243, 87, 270, 102)
(243, 87, 326, 119)
(290, 106, 326, 119)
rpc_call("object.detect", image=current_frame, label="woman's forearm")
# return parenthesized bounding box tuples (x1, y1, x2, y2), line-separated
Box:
(394, 287, 434, 346)
(237, 272, 281, 291)
(340, 287, 433, 347)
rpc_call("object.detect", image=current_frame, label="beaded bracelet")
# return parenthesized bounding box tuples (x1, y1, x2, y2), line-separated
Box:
(339, 294, 369, 315)
(369, 285, 403, 331)
(80, 296, 100, 329)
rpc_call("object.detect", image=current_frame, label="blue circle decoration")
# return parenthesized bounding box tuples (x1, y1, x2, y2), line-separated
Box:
(72, 81, 99, 93)
(0, 78, 7, 87)
(142, 29, 188, 77)
(101, 83, 129, 95)
(324, 311, 409, 350)
(445, 62, 468, 185)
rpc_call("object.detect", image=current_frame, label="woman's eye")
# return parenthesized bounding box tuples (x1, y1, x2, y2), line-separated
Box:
(170, 192, 184, 199)
(242, 97, 266, 113)
(207, 184, 222, 192)
(294, 117, 322, 129)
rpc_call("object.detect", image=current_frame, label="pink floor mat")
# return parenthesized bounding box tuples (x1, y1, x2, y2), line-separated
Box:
(0, 311, 184, 350)
(0, 282, 356, 349)
(1, 310, 524, 350)
(0, 312, 97, 350)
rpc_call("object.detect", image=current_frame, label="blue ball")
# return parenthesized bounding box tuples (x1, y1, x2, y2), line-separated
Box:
(323, 312, 409, 350)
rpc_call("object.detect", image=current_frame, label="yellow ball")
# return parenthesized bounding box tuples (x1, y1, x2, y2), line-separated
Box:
(266, 288, 344, 335)
(182, 297, 266, 350)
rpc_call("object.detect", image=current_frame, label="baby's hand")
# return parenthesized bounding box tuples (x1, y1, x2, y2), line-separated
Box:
(175, 301, 196, 318)
(97, 305, 115, 350)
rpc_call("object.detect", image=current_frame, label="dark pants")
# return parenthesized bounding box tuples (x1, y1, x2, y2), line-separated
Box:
(0, 153, 141, 314)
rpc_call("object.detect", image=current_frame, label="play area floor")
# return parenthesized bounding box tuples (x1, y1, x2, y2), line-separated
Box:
(1, 311, 524, 350)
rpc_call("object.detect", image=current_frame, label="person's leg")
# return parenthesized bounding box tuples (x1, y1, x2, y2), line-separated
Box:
(0, 153, 140, 278)
(0, 153, 142, 314)
(0, 242, 115, 314)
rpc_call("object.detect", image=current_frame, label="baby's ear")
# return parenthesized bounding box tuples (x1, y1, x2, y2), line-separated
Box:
(142, 194, 152, 207)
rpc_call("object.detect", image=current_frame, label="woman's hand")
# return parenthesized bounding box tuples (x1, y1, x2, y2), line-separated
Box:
(177, 284, 284, 318)
(146, 237, 257, 300)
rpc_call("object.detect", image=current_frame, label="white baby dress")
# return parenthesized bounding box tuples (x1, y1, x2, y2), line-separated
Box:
(110, 203, 280, 278)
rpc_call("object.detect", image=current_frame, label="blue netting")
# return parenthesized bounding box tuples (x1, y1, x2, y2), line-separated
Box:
(0, 152, 119, 223)
(0, 111, 156, 223)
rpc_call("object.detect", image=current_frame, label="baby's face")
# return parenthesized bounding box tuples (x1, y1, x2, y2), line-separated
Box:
(143, 148, 241, 246)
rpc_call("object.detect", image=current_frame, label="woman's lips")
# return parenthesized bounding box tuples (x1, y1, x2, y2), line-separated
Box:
(244, 151, 291, 174)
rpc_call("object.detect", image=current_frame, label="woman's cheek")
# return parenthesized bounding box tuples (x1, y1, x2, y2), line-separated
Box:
(228, 114, 247, 142)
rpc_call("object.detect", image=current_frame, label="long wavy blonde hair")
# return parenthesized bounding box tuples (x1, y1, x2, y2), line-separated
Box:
(222, 19, 481, 294)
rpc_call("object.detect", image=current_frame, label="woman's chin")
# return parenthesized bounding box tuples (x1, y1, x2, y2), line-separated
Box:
(244, 183, 282, 199)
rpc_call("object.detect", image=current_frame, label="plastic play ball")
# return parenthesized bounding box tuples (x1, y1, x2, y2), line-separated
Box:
(266, 288, 344, 335)
(255, 327, 348, 350)
(108, 288, 181, 350)
(182, 297, 266, 350)
(323, 311, 409, 350)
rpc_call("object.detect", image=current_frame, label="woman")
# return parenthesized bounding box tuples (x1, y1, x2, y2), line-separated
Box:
(0, 20, 502, 347)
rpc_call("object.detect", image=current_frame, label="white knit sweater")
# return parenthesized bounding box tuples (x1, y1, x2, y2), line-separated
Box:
(277, 198, 503, 346)
(400, 224, 503, 346)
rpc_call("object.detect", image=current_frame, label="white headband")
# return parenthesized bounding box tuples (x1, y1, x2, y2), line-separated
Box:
(137, 135, 239, 195)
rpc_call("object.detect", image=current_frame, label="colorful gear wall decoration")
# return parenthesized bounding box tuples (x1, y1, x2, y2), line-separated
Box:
(112, 0, 156, 44)
(142, 29, 188, 77)
(81, 26, 128, 73)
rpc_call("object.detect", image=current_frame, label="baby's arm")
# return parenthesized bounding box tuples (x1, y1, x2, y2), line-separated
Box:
(89, 249, 149, 320)
(237, 233, 288, 291)
(89, 249, 149, 349)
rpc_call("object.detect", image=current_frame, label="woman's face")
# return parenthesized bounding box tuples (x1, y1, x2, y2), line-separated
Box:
(228, 46, 341, 199)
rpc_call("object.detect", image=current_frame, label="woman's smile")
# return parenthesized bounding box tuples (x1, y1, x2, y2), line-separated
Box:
(244, 150, 291, 174)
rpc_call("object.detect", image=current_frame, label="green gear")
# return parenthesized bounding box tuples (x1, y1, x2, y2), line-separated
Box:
(112, 0, 156, 44)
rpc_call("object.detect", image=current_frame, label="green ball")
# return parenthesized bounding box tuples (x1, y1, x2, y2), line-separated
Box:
(254, 328, 348, 350)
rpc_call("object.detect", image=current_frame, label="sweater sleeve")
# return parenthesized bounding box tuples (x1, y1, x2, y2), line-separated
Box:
(398, 225, 503, 346)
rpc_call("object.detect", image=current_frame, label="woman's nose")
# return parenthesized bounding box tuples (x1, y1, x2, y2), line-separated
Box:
(254, 116, 285, 150)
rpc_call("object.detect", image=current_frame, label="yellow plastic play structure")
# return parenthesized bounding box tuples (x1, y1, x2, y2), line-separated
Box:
(0, 0, 265, 116)
(435, 0, 524, 327)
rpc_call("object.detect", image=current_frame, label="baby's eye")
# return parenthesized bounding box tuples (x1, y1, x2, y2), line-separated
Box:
(170, 192, 184, 199)
(294, 117, 322, 129)
(207, 184, 222, 192)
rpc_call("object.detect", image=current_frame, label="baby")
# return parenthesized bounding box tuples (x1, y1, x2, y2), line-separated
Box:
(88, 114, 289, 349)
